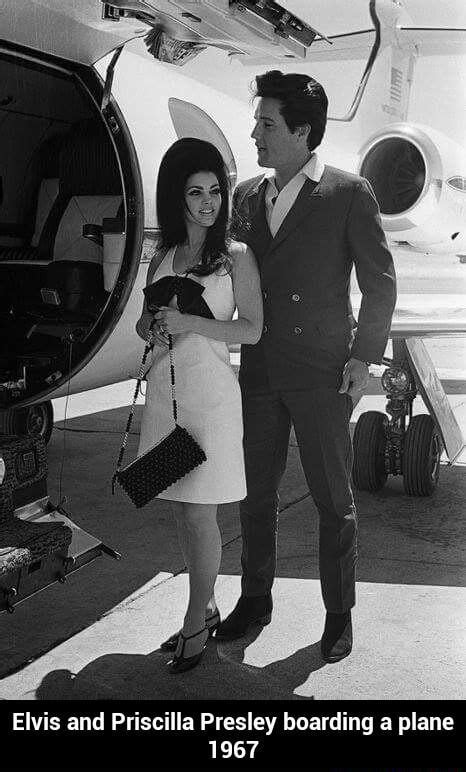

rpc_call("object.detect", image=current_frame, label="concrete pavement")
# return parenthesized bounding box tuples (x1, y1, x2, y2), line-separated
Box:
(0, 378, 465, 701)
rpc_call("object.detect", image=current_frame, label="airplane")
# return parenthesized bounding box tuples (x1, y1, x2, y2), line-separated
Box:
(0, 0, 465, 610)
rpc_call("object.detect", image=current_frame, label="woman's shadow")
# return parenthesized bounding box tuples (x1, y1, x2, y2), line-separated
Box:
(34, 625, 325, 701)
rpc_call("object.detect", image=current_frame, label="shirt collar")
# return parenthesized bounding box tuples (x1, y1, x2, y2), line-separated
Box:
(264, 152, 324, 195)
(301, 152, 325, 182)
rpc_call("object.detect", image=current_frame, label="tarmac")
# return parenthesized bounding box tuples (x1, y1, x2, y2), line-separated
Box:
(0, 362, 465, 702)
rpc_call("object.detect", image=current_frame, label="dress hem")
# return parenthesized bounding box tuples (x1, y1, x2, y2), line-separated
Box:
(156, 493, 246, 505)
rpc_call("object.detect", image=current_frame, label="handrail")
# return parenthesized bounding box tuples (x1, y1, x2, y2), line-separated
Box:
(328, 0, 381, 123)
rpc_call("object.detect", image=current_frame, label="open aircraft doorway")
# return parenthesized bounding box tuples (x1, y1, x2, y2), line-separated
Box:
(0, 49, 142, 442)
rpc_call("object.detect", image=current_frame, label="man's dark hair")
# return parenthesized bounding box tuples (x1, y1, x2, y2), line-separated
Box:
(156, 138, 231, 276)
(254, 70, 328, 152)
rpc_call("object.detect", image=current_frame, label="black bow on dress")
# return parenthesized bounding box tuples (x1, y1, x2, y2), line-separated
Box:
(143, 275, 214, 319)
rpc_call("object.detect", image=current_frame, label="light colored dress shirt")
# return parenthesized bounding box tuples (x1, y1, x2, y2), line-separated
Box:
(264, 153, 325, 237)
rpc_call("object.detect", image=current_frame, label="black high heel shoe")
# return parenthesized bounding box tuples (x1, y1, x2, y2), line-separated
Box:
(168, 627, 209, 674)
(160, 610, 220, 652)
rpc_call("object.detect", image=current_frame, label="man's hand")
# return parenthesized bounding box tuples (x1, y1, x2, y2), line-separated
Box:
(339, 357, 370, 403)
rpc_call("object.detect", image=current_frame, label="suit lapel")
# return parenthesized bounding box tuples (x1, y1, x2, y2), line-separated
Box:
(245, 178, 272, 262)
(267, 175, 324, 255)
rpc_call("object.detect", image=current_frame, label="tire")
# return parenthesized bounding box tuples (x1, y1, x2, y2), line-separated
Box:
(352, 411, 388, 492)
(0, 401, 54, 445)
(402, 414, 441, 496)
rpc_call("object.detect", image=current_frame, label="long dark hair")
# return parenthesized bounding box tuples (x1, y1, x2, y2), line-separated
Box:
(156, 138, 231, 276)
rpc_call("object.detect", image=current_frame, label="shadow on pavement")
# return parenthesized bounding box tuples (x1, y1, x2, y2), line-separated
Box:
(34, 627, 322, 700)
(1, 402, 464, 680)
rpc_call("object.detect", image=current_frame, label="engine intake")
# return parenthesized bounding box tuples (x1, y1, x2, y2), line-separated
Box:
(360, 137, 426, 215)
(357, 123, 466, 253)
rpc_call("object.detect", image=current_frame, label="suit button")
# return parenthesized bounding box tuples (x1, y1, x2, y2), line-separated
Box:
(263, 290, 267, 300)
(291, 293, 300, 302)
(294, 326, 302, 335)
(263, 324, 268, 334)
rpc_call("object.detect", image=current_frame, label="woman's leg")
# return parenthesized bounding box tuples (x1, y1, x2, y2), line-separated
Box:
(172, 502, 221, 657)
(171, 502, 219, 618)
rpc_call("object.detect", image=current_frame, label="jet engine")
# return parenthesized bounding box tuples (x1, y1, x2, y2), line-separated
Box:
(358, 123, 466, 254)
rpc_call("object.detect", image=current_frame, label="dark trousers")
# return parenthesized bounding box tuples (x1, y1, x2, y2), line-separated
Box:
(239, 387, 357, 613)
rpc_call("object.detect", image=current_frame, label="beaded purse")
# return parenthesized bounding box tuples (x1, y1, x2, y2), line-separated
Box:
(112, 325, 206, 508)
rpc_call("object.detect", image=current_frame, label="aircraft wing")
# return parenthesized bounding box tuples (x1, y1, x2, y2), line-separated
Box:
(351, 293, 466, 339)
(388, 320, 466, 339)
(398, 27, 466, 55)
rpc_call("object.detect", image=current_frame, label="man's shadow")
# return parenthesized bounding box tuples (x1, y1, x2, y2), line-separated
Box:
(34, 625, 325, 700)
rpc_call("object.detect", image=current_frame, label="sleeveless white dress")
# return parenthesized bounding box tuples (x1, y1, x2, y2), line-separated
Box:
(138, 247, 247, 504)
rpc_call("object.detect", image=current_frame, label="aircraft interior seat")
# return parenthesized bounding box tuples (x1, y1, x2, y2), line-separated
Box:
(102, 206, 126, 292)
(0, 136, 65, 347)
(1, 118, 123, 362)
(22, 119, 123, 341)
(53, 119, 122, 261)
(0, 263, 49, 322)
(30, 178, 60, 250)
(27, 132, 64, 253)
(0, 132, 65, 263)
(0, 262, 50, 361)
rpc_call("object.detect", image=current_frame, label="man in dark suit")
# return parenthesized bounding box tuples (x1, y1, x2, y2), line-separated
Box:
(216, 70, 396, 662)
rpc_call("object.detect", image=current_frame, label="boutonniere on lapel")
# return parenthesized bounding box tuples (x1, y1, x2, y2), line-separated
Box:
(230, 204, 252, 236)
(231, 176, 266, 237)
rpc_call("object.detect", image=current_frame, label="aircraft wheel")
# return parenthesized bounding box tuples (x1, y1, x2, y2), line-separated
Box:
(0, 401, 54, 444)
(352, 411, 388, 492)
(402, 414, 441, 496)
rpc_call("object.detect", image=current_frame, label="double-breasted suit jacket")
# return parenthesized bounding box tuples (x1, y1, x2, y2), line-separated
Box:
(233, 165, 397, 393)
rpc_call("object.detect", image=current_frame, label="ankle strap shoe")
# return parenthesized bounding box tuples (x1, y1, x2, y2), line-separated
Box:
(160, 609, 220, 652)
(168, 626, 209, 674)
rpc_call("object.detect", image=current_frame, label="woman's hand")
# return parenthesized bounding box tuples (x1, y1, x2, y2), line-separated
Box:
(135, 311, 153, 342)
(149, 316, 170, 348)
(153, 306, 194, 335)
(136, 312, 168, 347)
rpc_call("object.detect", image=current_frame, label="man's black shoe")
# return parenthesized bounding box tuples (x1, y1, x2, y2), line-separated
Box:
(321, 611, 353, 663)
(215, 594, 273, 641)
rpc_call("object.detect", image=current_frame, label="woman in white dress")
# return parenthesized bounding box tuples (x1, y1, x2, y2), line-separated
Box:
(136, 139, 263, 673)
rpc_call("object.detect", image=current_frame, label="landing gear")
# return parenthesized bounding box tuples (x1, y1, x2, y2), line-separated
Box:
(352, 411, 388, 492)
(0, 400, 54, 444)
(402, 414, 441, 496)
(352, 338, 458, 497)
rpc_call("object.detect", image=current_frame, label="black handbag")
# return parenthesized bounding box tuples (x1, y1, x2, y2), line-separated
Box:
(112, 325, 206, 508)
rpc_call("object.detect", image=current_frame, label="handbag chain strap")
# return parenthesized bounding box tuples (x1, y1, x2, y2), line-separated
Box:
(114, 325, 177, 479)
(168, 334, 178, 423)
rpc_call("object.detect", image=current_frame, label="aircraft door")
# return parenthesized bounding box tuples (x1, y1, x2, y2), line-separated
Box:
(168, 98, 237, 189)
